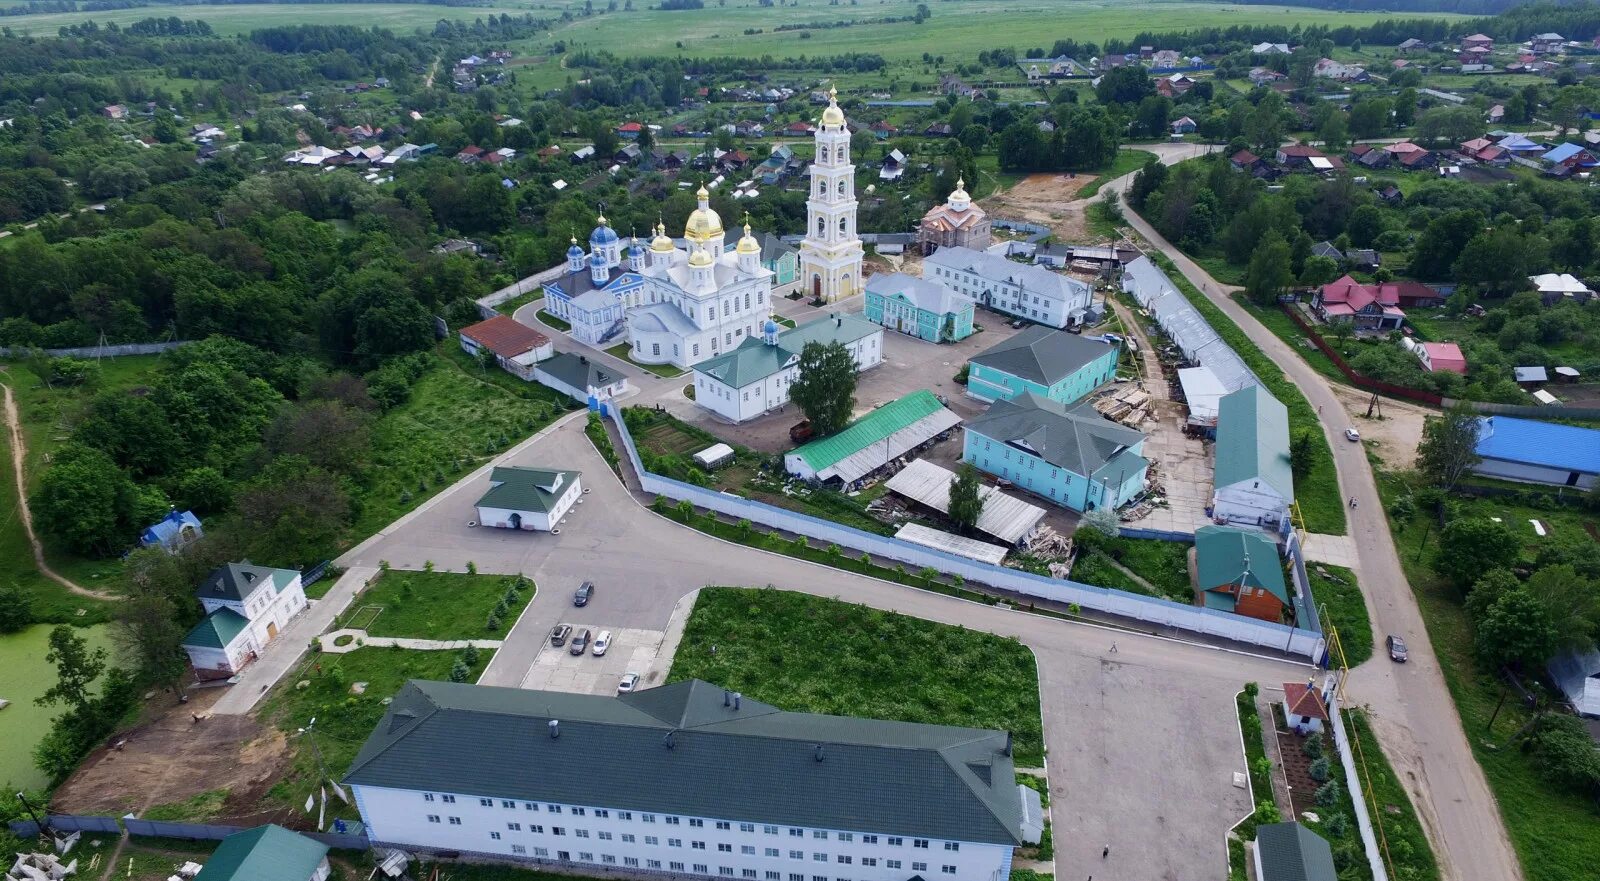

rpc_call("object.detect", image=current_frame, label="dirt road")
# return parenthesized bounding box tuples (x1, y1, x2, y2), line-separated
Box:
(0, 376, 117, 602)
(1105, 168, 1522, 881)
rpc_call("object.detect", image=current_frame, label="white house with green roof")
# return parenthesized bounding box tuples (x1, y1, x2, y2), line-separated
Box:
(1210, 384, 1294, 532)
(692, 312, 883, 424)
(344, 679, 1039, 881)
(181, 562, 308, 680)
(194, 824, 330, 881)
(475, 466, 583, 531)
(784, 390, 961, 485)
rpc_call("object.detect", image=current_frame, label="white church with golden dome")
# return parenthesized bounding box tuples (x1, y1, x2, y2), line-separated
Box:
(800, 87, 865, 304)
(543, 188, 777, 371)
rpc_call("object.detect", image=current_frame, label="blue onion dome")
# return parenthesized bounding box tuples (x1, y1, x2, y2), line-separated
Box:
(589, 213, 620, 245)
(566, 236, 584, 259)
(764, 319, 780, 336)
(589, 248, 607, 266)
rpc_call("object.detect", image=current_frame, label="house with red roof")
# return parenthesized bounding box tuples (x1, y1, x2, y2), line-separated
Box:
(1461, 33, 1494, 50)
(616, 121, 644, 138)
(1283, 681, 1330, 734)
(459, 315, 554, 380)
(1418, 341, 1468, 375)
(1275, 145, 1342, 172)
(1313, 275, 1405, 330)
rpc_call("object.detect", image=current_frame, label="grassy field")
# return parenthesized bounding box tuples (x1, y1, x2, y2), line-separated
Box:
(1344, 709, 1442, 881)
(1070, 535, 1193, 603)
(1306, 562, 1372, 667)
(354, 348, 576, 538)
(339, 571, 533, 640)
(668, 587, 1044, 765)
(1148, 254, 1346, 535)
(1375, 471, 1599, 881)
(534, 1, 1463, 63)
(0, 623, 115, 791)
(1078, 149, 1157, 198)
(0, 2, 533, 35)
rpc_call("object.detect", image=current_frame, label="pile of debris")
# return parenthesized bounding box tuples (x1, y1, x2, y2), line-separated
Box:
(1092, 387, 1153, 427)
(7, 852, 77, 881)
(865, 494, 914, 525)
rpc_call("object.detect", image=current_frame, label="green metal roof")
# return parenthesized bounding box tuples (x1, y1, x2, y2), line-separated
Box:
(198, 562, 299, 602)
(1255, 822, 1338, 881)
(791, 390, 946, 471)
(345, 679, 1027, 846)
(181, 608, 251, 649)
(1214, 384, 1294, 502)
(194, 825, 328, 881)
(1194, 525, 1288, 605)
(965, 392, 1145, 477)
(695, 312, 880, 390)
(968, 325, 1116, 387)
(475, 466, 581, 513)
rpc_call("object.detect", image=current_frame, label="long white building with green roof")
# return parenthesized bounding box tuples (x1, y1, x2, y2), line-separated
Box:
(180, 562, 308, 680)
(784, 390, 961, 485)
(692, 312, 883, 423)
(1210, 384, 1294, 532)
(344, 679, 1040, 881)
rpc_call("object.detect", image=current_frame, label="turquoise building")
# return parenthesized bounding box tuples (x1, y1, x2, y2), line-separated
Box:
(966, 326, 1118, 404)
(963, 392, 1148, 512)
(725, 228, 799, 289)
(864, 272, 976, 342)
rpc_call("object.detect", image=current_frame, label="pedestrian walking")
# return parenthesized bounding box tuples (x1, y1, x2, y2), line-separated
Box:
(1102, 845, 1110, 859)
(1109, 643, 1118, 654)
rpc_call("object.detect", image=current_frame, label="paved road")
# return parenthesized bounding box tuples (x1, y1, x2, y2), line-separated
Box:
(1105, 169, 1521, 881)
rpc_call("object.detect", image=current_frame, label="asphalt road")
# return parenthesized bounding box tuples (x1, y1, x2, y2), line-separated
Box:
(1105, 166, 1521, 881)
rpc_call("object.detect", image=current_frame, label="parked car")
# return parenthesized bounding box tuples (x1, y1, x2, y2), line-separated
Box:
(789, 420, 814, 443)
(570, 628, 592, 655)
(574, 581, 594, 606)
(549, 623, 572, 647)
(592, 630, 612, 656)
(1345, 427, 1361, 442)
(1387, 634, 1408, 662)
(617, 672, 641, 693)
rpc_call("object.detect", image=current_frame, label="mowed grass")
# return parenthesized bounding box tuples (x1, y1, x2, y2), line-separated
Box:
(0, 623, 115, 791)
(1078, 149, 1157, 198)
(0, 2, 533, 35)
(1306, 561, 1371, 667)
(668, 587, 1044, 765)
(535, 0, 1464, 63)
(354, 349, 576, 538)
(340, 571, 534, 640)
(1376, 471, 1599, 881)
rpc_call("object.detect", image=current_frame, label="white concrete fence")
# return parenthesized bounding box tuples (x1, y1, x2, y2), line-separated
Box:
(1327, 687, 1391, 881)
(606, 404, 1326, 659)
(0, 340, 191, 358)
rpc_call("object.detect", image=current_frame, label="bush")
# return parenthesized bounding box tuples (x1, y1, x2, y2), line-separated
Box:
(1303, 730, 1325, 759)
(1309, 755, 1331, 782)
(449, 659, 471, 682)
(1315, 780, 1341, 807)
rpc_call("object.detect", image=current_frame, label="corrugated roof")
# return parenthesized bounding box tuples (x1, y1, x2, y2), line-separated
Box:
(968, 326, 1116, 388)
(964, 392, 1145, 478)
(344, 679, 1027, 845)
(194, 825, 327, 881)
(181, 607, 251, 649)
(695, 312, 879, 389)
(1215, 385, 1293, 501)
(460, 315, 550, 358)
(883, 459, 1046, 544)
(1475, 416, 1600, 474)
(791, 390, 950, 472)
(1546, 648, 1600, 717)
(1121, 257, 1258, 392)
(1255, 822, 1337, 881)
(476, 466, 581, 513)
(537, 352, 622, 392)
(1194, 525, 1287, 604)
(893, 523, 1009, 565)
(866, 272, 974, 317)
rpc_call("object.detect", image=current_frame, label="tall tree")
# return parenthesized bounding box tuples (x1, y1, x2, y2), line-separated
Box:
(1416, 404, 1481, 491)
(1244, 230, 1293, 307)
(114, 593, 186, 686)
(36, 625, 107, 715)
(1288, 429, 1318, 484)
(1435, 518, 1521, 590)
(948, 463, 986, 535)
(1475, 588, 1556, 670)
(788, 341, 858, 436)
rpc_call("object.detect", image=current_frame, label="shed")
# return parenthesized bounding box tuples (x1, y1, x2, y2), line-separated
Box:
(475, 466, 584, 531)
(1473, 416, 1599, 489)
(1514, 366, 1548, 384)
(459, 315, 553, 380)
(883, 458, 1046, 545)
(893, 523, 1009, 566)
(693, 443, 736, 470)
(784, 391, 961, 485)
(140, 509, 203, 554)
(1531, 389, 1561, 406)
(1253, 822, 1337, 881)
(1554, 366, 1581, 382)
(194, 825, 330, 881)
(1282, 681, 1330, 733)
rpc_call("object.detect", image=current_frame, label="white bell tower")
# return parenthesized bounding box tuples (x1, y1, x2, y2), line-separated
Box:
(800, 87, 864, 304)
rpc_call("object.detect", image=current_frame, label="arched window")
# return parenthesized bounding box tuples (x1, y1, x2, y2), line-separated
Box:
(817, 218, 825, 236)
(838, 216, 847, 234)
(836, 179, 846, 196)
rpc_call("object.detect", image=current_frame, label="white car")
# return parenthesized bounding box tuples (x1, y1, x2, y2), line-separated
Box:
(592, 630, 612, 656)
(1344, 428, 1361, 442)
(617, 672, 641, 693)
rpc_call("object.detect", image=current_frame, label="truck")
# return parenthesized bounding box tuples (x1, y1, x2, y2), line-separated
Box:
(789, 420, 814, 443)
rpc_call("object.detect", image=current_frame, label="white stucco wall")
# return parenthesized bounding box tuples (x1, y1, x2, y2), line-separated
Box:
(1211, 481, 1291, 529)
(477, 474, 584, 532)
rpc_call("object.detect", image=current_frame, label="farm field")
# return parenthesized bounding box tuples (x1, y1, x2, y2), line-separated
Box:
(0, 2, 535, 35)
(0, 623, 116, 791)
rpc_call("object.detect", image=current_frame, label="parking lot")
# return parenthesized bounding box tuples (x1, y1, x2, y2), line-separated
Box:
(517, 626, 669, 695)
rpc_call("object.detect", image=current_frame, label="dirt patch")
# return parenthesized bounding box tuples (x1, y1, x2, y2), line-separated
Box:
(978, 172, 1099, 243)
(1327, 384, 1429, 471)
(51, 687, 294, 824)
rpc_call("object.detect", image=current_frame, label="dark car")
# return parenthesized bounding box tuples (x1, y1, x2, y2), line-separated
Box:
(1387, 634, 1408, 663)
(570, 628, 592, 655)
(574, 581, 594, 606)
(549, 623, 572, 647)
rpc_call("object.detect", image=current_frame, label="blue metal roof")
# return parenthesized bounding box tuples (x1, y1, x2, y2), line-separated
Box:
(1475, 416, 1600, 474)
(1542, 142, 1591, 164)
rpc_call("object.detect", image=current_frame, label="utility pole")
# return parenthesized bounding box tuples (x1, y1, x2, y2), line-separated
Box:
(15, 791, 46, 837)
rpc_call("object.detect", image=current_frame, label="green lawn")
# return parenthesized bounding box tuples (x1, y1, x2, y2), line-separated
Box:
(496, 290, 544, 316)
(339, 571, 534, 640)
(1306, 562, 1372, 667)
(669, 587, 1044, 765)
(1344, 709, 1442, 881)
(1078, 149, 1157, 198)
(1234, 685, 1276, 840)
(1149, 255, 1346, 535)
(354, 349, 575, 538)
(1070, 535, 1193, 603)
(604, 342, 686, 378)
(1233, 295, 1347, 386)
(1376, 471, 1599, 881)
(0, 2, 532, 35)
(0, 623, 115, 790)
(534, 309, 571, 332)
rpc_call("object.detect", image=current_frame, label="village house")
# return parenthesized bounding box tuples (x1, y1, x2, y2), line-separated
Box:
(1194, 525, 1290, 623)
(1252, 42, 1291, 55)
(1170, 116, 1198, 135)
(1248, 67, 1287, 85)
(140, 509, 203, 554)
(1253, 823, 1338, 881)
(1397, 37, 1427, 53)
(1314, 275, 1406, 330)
(1529, 272, 1595, 304)
(1417, 341, 1468, 375)
(459, 315, 554, 381)
(180, 562, 309, 680)
(1275, 145, 1342, 172)
(1529, 32, 1566, 54)
(1461, 33, 1494, 51)
(692, 314, 883, 424)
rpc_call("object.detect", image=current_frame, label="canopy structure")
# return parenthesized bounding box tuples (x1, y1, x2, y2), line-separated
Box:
(894, 523, 1009, 566)
(884, 459, 1046, 545)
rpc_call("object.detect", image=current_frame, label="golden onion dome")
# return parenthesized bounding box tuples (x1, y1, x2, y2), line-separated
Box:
(688, 246, 714, 268)
(684, 199, 724, 244)
(820, 86, 845, 127)
(737, 222, 761, 255)
(650, 221, 675, 253)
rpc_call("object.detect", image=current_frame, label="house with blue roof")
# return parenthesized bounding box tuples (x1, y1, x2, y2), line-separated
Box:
(1473, 416, 1599, 489)
(181, 562, 308, 680)
(1541, 141, 1598, 174)
(139, 508, 202, 554)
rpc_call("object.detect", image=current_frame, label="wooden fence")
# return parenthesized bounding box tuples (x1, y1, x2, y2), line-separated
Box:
(1279, 306, 1446, 406)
